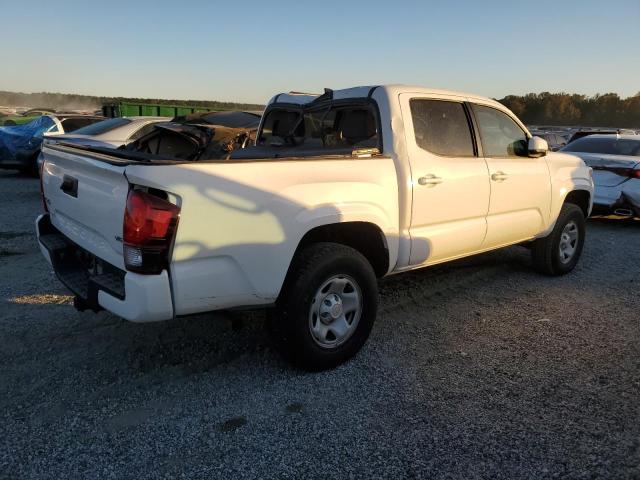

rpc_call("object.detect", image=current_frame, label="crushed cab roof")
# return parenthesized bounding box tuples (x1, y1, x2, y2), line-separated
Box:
(270, 85, 505, 110)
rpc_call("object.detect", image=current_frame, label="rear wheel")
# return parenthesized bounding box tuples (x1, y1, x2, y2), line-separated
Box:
(268, 242, 378, 371)
(531, 203, 585, 275)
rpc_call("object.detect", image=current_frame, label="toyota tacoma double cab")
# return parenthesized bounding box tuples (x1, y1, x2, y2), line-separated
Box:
(36, 85, 594, 371)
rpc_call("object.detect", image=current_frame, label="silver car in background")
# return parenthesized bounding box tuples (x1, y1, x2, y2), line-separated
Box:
(42, 116, 169, 149)
(561, 134, 640, 217)
(38, 116, 169, 170)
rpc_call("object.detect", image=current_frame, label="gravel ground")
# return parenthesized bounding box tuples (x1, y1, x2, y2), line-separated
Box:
(1, 169, 639, 480)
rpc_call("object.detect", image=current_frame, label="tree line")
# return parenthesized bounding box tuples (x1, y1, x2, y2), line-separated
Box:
(1, 90, 639, 127)
(497, 92, 640, 128)
(0, 91, 264, 113)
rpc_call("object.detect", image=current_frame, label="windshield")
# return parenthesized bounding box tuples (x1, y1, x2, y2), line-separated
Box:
(70, 117, 131, 136)
(562, 137, 640, 156)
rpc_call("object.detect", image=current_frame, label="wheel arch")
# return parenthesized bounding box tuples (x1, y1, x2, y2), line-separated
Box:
(563, 189, 591, 218)
(292, 222, 390, 279)
(273, 222, 390, 306)
(539, 187, 592, 238)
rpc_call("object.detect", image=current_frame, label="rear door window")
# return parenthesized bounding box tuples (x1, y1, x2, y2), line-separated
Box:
(61, 117, 103, 133)
(128, 123, 158, 142)
(409, 99, 475, 157)
(72, 117, 131, 136)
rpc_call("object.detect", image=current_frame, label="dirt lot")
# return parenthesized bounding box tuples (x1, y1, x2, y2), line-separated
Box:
(1, 169, 639, 479)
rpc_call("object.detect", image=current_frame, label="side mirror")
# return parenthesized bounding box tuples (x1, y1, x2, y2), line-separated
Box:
(528, 136, 548, 157)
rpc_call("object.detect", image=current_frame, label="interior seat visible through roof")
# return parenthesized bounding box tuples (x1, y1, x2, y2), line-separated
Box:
(335, 109, 376, 145)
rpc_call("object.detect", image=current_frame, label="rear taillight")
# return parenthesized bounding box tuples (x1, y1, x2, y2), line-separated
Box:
(596, 167, 640, 179)
(123, 189, 180, 274)
(39, 158, 48, 213)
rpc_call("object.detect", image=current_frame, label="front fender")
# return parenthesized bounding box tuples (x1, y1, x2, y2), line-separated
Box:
(539, 152, 594, 237)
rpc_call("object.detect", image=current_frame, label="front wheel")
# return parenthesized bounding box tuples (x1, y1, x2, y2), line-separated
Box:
(268, 242, 378, 371)
(531, 203, 586, 275)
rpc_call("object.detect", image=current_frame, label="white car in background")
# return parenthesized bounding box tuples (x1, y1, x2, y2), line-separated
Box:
(42, 116, 169, 150)
(38, 116, 169, 170)
(561, 134, 640, 217)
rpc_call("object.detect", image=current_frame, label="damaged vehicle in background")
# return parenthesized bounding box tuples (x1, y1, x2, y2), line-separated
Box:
(561, 134, 640, 217)
(124, 110, 261, 160)
(0, 114, 103, 175)
(38, 116, 169, 169)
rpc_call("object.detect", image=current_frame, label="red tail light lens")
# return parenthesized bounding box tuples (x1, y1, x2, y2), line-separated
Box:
(597, 167, 640, 179)
(123, 189, 180, 274)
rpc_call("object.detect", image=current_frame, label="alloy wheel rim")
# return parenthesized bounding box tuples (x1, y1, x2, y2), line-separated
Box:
(308, 275, 363, 349)
(559, 220, 579, 264)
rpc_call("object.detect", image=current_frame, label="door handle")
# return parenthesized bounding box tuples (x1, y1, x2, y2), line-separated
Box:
(491, 171, 509, 182)
(60, 175, 78, 197)
(418, 174, 443, 187)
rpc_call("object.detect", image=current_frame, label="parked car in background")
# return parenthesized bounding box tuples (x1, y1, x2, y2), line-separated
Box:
(0, 108, 56, 126)
(37, 85, 593, 371)
(42, 117, 169, 150)
(567, 128, 637, 144)
(38, 117, 170, 170)
(0, 114, 103, 175)
(529, 130, 569, 151)
(561, 134, 640, 217)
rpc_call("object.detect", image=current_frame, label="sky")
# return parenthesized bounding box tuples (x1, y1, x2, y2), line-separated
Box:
(1, 0, 639, 104)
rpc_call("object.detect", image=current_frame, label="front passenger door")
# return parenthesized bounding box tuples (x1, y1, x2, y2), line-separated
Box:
(472, 104, 551, 248)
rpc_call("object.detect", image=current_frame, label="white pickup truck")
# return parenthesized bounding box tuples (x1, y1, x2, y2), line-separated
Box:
(37, 85, 593, 370)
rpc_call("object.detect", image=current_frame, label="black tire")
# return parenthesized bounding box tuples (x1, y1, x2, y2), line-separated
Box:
(268, 242, 378, 371)
(531, 203, 585, 275)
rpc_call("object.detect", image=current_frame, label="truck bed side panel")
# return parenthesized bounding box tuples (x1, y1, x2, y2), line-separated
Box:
(125, 158, 400, 315)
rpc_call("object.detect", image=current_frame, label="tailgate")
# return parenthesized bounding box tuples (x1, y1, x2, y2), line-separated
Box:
(41, 145, 129, 269)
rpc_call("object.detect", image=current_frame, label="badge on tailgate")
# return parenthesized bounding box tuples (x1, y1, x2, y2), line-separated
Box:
(60, 175, 78, 198)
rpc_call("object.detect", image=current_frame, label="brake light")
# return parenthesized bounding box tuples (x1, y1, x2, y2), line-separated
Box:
(39, 158, 48, 213)
(123, 189, 180, 274)
(596, 167, 640, 179)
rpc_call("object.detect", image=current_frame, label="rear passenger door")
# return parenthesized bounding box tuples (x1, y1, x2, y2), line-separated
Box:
(400, 94, 491, 266)
(471, 104, 551, 248)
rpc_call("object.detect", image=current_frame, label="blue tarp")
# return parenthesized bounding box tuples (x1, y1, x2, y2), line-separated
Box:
(0, 116, 54, 164)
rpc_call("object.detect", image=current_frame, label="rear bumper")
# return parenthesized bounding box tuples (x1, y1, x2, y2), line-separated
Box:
(593, 182, 640, 216)
(36, 214, 174, 322)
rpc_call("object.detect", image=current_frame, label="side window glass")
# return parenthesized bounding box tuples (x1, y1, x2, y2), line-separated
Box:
(473, 105, 528, 157)
(128, 123, 157, 141)
(409, 99, 474, 157)
(61, 117, 98, 133)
